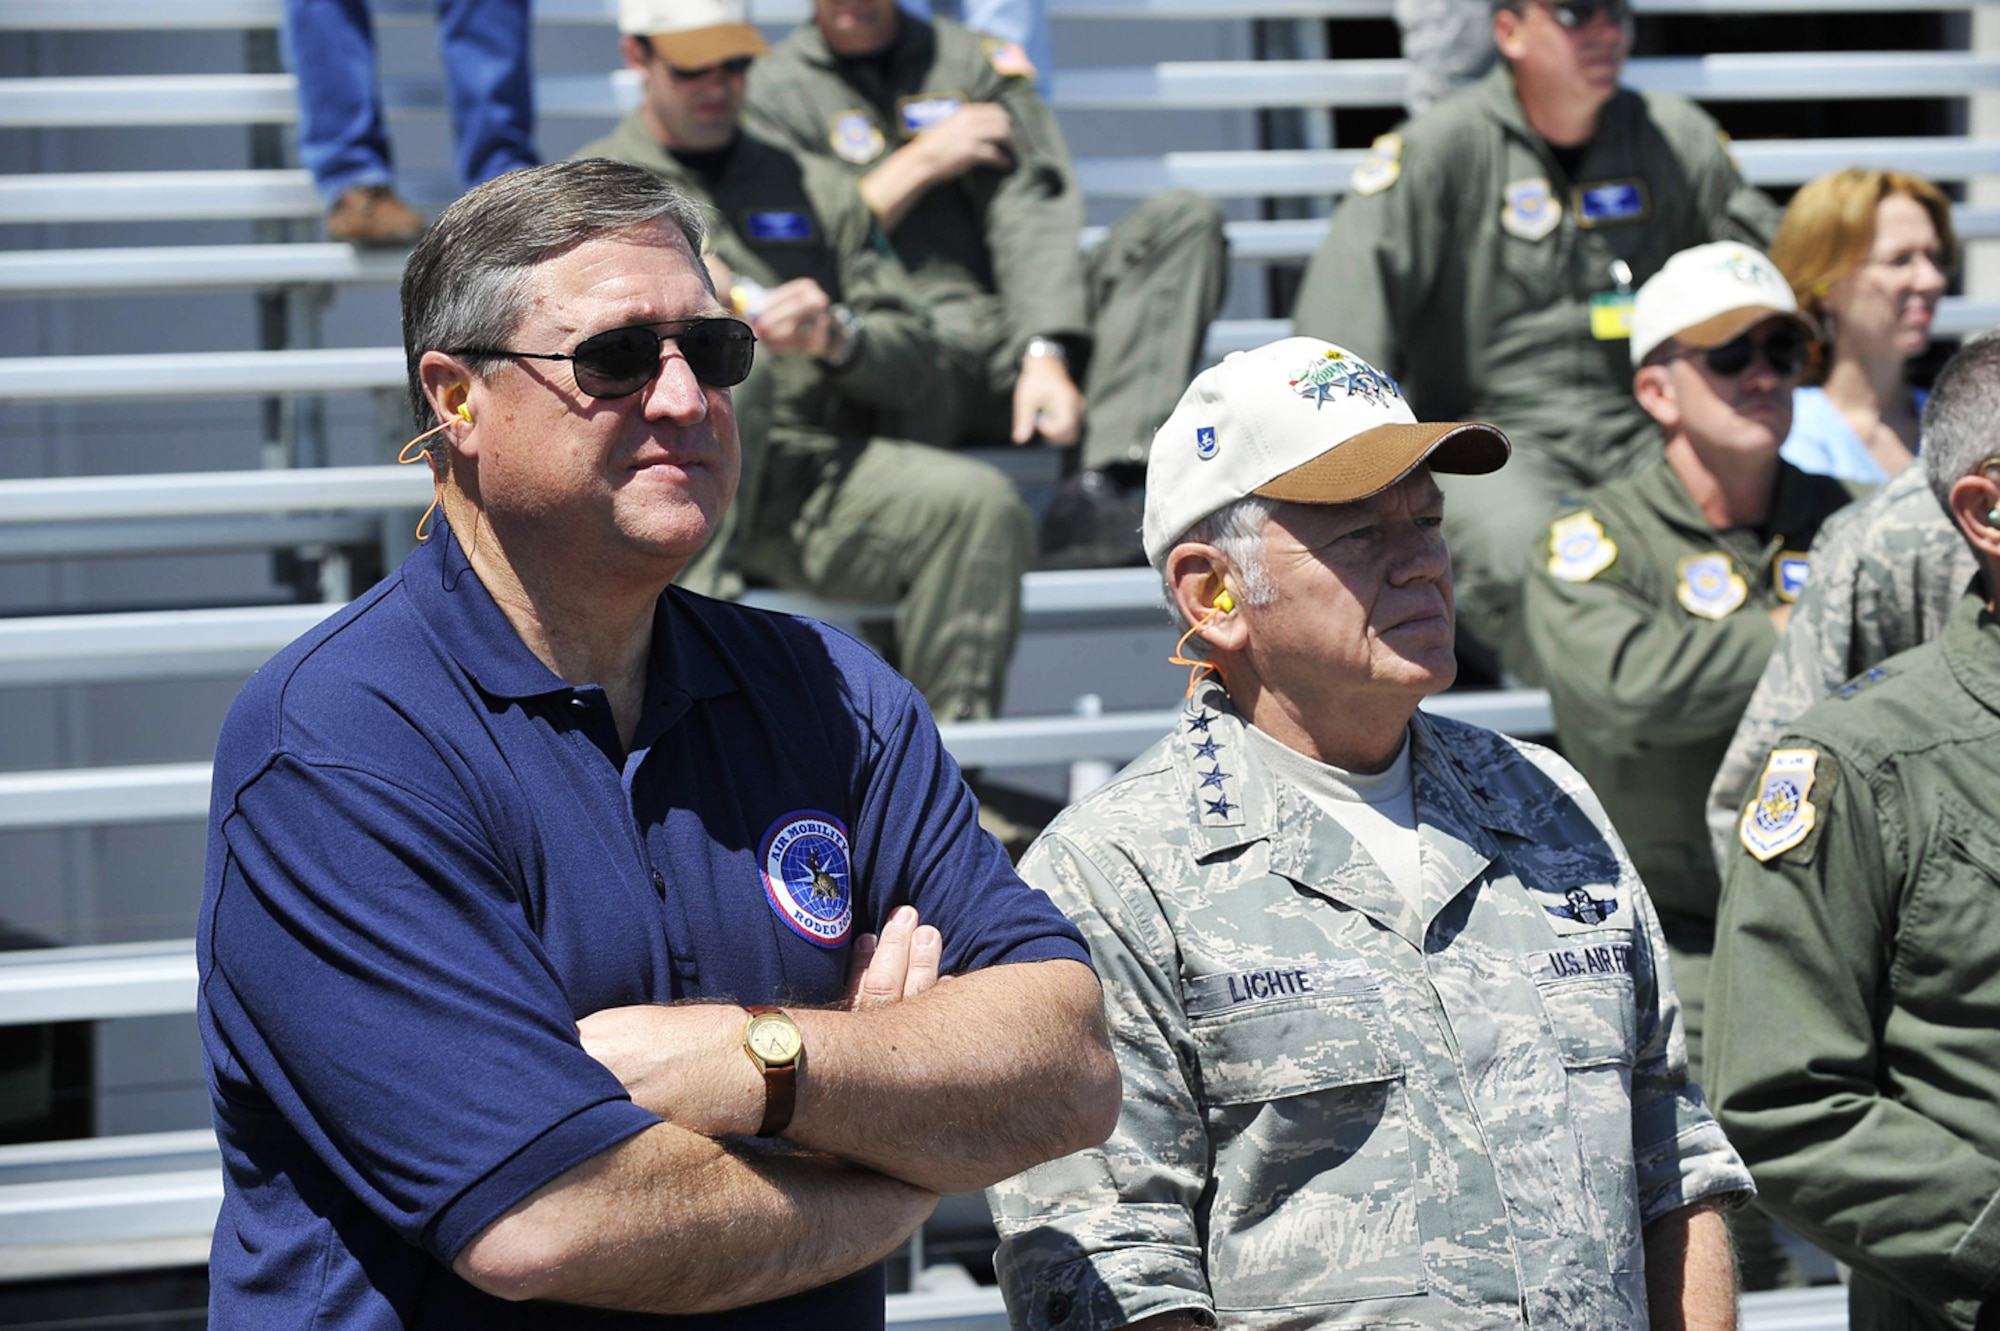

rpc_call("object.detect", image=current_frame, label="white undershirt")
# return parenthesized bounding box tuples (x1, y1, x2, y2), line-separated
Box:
(1244, 725, 1421, 894)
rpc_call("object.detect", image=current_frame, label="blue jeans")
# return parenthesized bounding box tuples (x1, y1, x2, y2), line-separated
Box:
(898, 0, 1051, 91)
(283, 0, 538, 203)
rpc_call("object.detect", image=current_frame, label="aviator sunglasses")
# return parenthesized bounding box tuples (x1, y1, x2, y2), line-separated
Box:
(1699, 326, 1808, 379)
(450, 317, 757, 399)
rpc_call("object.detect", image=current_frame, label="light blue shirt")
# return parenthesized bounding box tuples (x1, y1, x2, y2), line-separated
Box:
(1781, 384, 1926, 486)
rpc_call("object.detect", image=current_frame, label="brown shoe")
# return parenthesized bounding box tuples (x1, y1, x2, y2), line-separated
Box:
(326, 185, 425, 248)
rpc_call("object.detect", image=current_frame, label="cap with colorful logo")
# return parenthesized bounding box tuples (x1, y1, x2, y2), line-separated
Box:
(1141, 337, 1511, 568)
(618, 0, 769, 67)
(1629, 241, 1818, 368)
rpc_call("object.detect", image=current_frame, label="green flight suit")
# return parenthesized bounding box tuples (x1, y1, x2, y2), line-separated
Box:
(1710, 590, 2000, 1331)
(1298, 64, 1782, 661)
(744, 13, 1228, 468)
(577, 115, 1033, 721)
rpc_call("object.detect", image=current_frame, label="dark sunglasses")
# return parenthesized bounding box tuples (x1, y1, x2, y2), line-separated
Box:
(662, 52, 755, 80)
(1700, 326, 1808, 379)
(451, 317, 756, 399)
(1534, 0, 1631, 29)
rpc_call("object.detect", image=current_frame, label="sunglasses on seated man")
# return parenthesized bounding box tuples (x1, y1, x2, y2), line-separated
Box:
(1526, 0, 1632, 30)
(1692, 325, 1809, 380)
(450, 317, 757, 399)
(650, 46, 756, 81)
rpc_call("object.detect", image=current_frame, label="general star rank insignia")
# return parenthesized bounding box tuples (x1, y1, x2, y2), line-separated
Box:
(1677, 552, 1747, 619)
(1500, 177, 1560, 242)
(1547, 511, 1616, 582)
(829, 110, 885, 165)
(1350, 132, 1402, 196)
(1740, 748, 1820, 862)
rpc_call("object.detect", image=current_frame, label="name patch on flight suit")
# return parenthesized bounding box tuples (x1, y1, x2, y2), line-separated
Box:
(1181, 957, 1378, 1017)
(1350, 132, 1402, 196)
(1739, 748, 1827, 862)
(1677, 552, 1748, 619)
(741, 209, 817, 244)
(1775, 553, 1810, 602)
(1573, 179, 1649, 227)
(897, 92, 966, 137)
(1547, 511, 1617, 582)
(1529, 942, 1635, 983)
(829, 110, 886, 164)
(1500, 177, 1561, 242)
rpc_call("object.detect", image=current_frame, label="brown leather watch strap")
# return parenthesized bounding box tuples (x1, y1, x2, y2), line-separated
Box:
(746, 1005, 798, 1138)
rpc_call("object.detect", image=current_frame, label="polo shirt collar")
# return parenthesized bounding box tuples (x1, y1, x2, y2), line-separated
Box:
(405, 520, 739, 708)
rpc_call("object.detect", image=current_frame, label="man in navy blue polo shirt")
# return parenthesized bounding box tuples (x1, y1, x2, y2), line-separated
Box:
(196, 157, 1118, 1328)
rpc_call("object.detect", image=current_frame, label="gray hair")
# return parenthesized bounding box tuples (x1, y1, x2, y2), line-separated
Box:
(399, 158, 711, 436)
(1921, 331, 2000, 519)
(1160, 495, 1280, 631)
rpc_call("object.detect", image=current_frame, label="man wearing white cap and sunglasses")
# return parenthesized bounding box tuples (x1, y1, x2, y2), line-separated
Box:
(1523, 240, 1860, 1290)
(986, 337, 1751, 1328)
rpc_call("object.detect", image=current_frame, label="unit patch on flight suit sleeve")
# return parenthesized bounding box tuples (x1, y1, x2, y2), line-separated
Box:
(1677, 552, 1748, 619)
(1547, 511, 1617, 582)
(829, 110, 886, 164)
(1350, 132, 1402, 196)
(1739, 748, 1833, 863)
(1500, 177, 1561, 242)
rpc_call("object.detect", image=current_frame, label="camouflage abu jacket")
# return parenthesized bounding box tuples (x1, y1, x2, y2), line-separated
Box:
(987, 681, 1752, 1330)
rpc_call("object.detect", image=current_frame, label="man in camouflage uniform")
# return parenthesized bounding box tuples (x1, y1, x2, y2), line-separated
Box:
(1708, 338, 2000, 1331)
(1522, 243, 1854, 1289)
(1295, 0, 1780, 670)
(744, 0, 1229, 567)
(986, 337, 1749, 1329)
(581, 0, 1033, 722)
(1703, 459, 1976, 870)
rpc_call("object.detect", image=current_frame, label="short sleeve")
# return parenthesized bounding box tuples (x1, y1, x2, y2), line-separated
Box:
(204, 753, 659, 1262)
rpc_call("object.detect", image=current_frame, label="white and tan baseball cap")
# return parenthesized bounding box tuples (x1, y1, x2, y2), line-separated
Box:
(1142, 337, 1511, 569)
(1629, 241, 1818, 368)
(619, 0, 769, 66)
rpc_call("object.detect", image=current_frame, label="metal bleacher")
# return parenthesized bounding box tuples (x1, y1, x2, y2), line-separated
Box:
(2, 0, 1971, 1320)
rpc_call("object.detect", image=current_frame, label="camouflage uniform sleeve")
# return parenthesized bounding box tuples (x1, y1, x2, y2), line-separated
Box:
(1523, 520, 1780, 755)
(1702, 519, 1863, 871)
(1709, 739, 2000, 1316)
(1517, 741, 1754, 1220)
(981, 71, 1092, 359)
(986, 830, 1214, 1331)
(799, 155, 954, 422)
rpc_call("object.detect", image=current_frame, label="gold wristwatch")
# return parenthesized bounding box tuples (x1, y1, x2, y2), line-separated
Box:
(742, 1006, 803, 1138)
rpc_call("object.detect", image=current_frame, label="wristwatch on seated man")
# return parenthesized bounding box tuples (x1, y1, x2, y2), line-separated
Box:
(742, 1006, 804, 1137)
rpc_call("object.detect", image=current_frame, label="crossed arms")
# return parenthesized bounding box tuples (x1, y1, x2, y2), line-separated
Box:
(455, 909, 1120, 1314)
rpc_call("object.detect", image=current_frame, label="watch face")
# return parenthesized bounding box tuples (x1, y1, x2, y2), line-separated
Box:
(748, 1014, 802, 1064)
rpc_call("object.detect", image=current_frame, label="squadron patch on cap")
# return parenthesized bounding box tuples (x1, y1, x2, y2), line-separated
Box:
(1740, 748, 1823, 862)
(1195, 425, 1218, 459)
(760, 811, 854, 948)
(1287, 346, 1400, 410)
(1500, 177, 1561, 242)
(829, 110, 886, 164)
(1547, 511, 1617, 583)
(1775, 553, 1810, 602)
(1678, 553, 1748, 619)
(1350, 132, 1402, 196)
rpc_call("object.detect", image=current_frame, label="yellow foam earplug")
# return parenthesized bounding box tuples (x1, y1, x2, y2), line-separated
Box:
(1214, 589, 1235, 613)
(456, 402, 472, 423)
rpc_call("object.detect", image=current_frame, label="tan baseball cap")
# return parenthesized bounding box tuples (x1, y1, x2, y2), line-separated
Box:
(619, 0, 769, 67)
(1142, 337, 1511, 569)
(1629, 241, 1818, 368)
